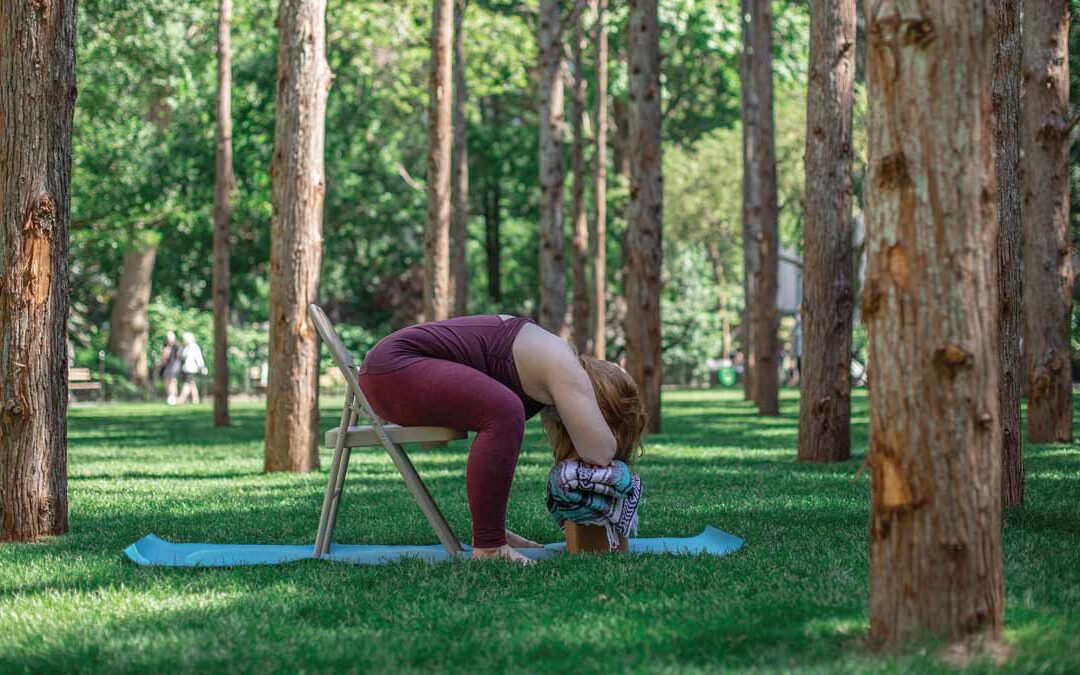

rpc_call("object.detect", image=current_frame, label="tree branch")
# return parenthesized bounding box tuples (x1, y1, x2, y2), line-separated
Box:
(554, 0, 588, 43)
(395, 162, 424, 192)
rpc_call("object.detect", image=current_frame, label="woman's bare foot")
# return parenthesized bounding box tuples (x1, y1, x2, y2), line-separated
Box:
(505, 529, 544, 549)
(471, 544, 535, 565)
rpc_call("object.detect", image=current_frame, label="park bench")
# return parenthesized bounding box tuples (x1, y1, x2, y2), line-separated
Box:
(68, 367, 103, 402)
(308, 304, 468, 559)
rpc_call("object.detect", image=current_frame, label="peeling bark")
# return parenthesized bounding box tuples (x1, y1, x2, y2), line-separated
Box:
(798, 0, 855, 462)
(213, 0, 234, 427)
(625, 0, 663, 433)
(1021, 0, 1072, 444)
(0, 0, 77, 541)
(864, 0, 1003, 648)
(265, 0, 331, 473)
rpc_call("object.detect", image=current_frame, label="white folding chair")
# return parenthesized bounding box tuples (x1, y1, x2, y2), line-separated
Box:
(308, 304, 467, 558)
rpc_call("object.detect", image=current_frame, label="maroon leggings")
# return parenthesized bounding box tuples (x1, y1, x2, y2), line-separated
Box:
(358, 359, 526, 548)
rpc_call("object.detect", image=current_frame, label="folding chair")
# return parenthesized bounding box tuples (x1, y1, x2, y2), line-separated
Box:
(308, 304, 467, 558)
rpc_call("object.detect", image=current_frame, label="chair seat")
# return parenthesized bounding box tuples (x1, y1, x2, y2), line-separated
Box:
(326, 424, 467, 448)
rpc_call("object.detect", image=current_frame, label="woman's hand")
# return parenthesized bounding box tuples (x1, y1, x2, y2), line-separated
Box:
(505, 529, 543, 548)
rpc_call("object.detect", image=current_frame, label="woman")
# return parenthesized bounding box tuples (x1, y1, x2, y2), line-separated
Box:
(177, 332, 207, 405)
(156, 331, 182, 405)
(358, 315, 647, 564)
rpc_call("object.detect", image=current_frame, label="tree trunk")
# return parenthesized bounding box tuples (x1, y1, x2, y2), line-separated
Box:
(537, 0, 568, 336)
(625, 0, 663, 434)
(426, 0, 453, 322)
(994, 0, 1023, 505)
(591, 0, 608, 360)
(570, 7, 590, 354)
(740, 0, 758, 405)
(741, 0, 779, 416)
(265, 0, 331, 473)
(450, 0, 469, 317)
(612, 97, 631, 177)
(213, 0, 234, 427)
(0, 0, 76, 541)
(864, 0, 1003, 648)
(1021, 0, 1072, 444)
(107, 234, 157, 388)
(484, 96, 502, 304)
(742, 275, 756, 401)
(797, 0, 855, 462)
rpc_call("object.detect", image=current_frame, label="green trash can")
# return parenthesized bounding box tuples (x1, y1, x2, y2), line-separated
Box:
(718, 366, 737, 388)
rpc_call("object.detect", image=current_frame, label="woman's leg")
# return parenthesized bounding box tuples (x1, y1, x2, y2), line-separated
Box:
(359, 359, 526, 550)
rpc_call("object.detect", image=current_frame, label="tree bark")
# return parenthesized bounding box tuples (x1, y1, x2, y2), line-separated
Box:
(570, 6, 590, 354)
(797, 0, 855, 462)
(740, 0, 779, 416)
(625, 0, 663, 434)
(612, 97, 631, 178)
(213, 0, 234, 427)
(590, 0, 608, 361)
(0, 0, 76, 541)
(426, 0, 453, 322)
(265, 0, 331, 473)
(1021, 0, 1072, 444)
(864, 0, 1004, 648)
(450, 0, 469, 317)
(994, 0, 1023, 505)
(484, 96, 502, 304)
(538, 0, 568, 336)
(107, 234, 157, 388)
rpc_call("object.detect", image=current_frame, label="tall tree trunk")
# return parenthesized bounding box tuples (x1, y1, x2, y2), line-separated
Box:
(426, 0, 453, 322)
(537, 0, 568, 336)
(798, 0, 855, 462)
(213, 0, 234, 427)
(265, 0, 330, 473)
(107, 233, 157, 388)
(484, 97, 502, 304)
(994, 0, 1023, 505)
(570, 6, 590, 354)
(591, 0, 608, 360)
(1021, 0, 1073, 444)
(612, 97, 631, 177)
(0, 0, 76, 541)
(864, 0, 1003, 648)
(741, 0, 779, 416)
(450, 0, 469, 317)
(625, 0, 663, 433)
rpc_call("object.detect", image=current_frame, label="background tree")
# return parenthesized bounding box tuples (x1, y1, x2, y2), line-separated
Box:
(213, 0, 235, 427)
(450, 0, 469, 317)
(590, 0, 608, 360)
(265, 0, 331, 473)
(798, 0, 855, 461)
(995, 0, 1023, 505)
(740, 0, 780, 415)
(426, 0, 454, 322)
(107, 229, 159, 388)
(1022, 0, 1073, 444)
(626, 0, 663, 433)
(0, 0, 77, 540)
(571, 5, 591, 354)
(864, 0, 1004, 648)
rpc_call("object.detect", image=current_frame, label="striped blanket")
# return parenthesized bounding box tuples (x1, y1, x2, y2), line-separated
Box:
(545, 460, 642, 550)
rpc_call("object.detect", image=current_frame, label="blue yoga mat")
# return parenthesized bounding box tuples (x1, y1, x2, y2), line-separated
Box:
(124, 526, 744, 567)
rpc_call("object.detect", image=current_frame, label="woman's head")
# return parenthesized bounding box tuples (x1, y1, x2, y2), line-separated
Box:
(182, 332, 195, 346)
(544, 355, 648, 464)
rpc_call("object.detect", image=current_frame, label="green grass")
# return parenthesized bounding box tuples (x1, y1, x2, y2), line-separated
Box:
(1, 389, 1078, 673)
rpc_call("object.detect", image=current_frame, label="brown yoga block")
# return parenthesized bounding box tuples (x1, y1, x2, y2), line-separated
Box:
(564, 522, 628, 553)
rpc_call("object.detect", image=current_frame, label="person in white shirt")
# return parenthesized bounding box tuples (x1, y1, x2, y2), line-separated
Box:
(177, 332, 207, 405)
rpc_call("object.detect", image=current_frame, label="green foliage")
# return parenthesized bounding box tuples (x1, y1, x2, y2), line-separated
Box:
(661, 242, 728, 383)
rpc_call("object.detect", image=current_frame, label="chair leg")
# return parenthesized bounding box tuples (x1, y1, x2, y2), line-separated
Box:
(314, 396, 357, 558)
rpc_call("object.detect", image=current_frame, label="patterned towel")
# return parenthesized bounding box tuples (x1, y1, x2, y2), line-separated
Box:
(546, 460, 642, 550)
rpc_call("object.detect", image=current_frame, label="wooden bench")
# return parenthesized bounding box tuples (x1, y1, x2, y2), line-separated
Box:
(69, 367, 103, 402)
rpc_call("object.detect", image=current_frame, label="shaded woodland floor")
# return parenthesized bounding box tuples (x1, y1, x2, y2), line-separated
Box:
(1, 390, 1078, 673)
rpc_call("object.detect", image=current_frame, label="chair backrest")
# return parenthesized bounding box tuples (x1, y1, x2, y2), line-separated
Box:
(308, 304, 384, 426)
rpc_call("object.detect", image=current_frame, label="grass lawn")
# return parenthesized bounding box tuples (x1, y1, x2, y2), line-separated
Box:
(2, 389, 1078, 673)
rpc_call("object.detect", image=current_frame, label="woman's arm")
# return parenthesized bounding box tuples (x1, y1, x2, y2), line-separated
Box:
(544, 346, 617, 466)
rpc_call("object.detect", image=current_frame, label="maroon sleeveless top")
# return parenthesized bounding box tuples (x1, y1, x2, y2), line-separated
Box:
(358, 315, 546, 419)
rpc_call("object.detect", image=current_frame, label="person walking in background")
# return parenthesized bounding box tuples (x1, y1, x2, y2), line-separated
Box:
(177, 332, 207, 405)
(156, 331, 183, 405)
